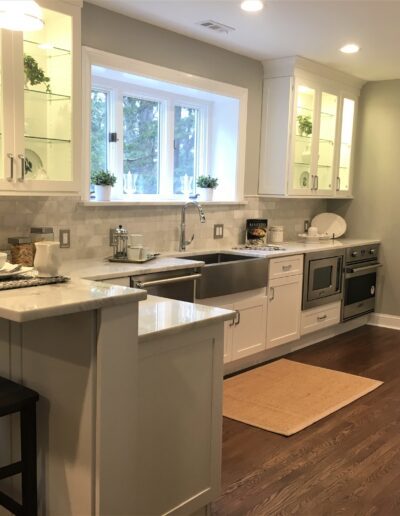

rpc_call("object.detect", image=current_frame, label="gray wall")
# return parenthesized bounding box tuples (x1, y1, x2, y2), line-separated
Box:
(329, 80, 400, 316)
(81, 2, 263, 195)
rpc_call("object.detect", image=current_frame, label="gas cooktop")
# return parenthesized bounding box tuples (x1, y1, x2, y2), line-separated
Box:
(233, 245, 286, 252)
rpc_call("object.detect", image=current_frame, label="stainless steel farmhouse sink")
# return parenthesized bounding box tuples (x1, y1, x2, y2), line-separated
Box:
(179, 253, 268, 299)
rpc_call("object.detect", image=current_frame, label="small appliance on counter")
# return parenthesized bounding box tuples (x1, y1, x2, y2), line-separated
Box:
(245, 219, 268, 247)
(110, 224, 129, 259)
(342, 243, 381, 321)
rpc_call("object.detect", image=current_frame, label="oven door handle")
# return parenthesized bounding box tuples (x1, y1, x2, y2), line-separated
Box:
(346, 263, 382, 278)
(133, 273, 202, 289)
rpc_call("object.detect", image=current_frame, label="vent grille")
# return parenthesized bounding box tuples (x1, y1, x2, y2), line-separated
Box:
(198, 20, 235, 34)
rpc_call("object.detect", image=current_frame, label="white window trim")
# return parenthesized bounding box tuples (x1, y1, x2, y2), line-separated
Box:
(82, 46, 248, 203)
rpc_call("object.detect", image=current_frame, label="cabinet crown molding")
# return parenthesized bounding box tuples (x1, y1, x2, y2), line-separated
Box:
(262, 55, 365, 93)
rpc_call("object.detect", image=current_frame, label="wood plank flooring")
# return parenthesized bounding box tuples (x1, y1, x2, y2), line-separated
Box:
(212, 325, 400, 516)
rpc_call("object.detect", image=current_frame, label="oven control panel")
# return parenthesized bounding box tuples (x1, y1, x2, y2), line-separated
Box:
(345, 244, 380, 265)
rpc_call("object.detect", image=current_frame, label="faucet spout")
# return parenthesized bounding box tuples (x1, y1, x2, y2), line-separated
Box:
(179, 201, 206, 252)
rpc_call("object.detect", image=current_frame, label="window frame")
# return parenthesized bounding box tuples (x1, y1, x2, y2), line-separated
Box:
(82, 46, 248, 203)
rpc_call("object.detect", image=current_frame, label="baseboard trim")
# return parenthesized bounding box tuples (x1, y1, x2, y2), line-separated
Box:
(368, 313, 400, 330)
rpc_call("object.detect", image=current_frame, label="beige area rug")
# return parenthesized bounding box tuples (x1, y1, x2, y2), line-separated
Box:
(223, 359, 383, 436)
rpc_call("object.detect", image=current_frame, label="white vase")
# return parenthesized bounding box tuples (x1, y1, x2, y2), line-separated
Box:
(198, 188, 214, 202)
(94, 185, 112, 201)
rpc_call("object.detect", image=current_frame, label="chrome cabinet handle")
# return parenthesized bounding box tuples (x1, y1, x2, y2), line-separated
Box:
(18, 154, 25, 182)
(310, 175, 315, 190)
(317, 314, 327, 321)
(7, 153, 14, 182)
(269, 286, 275, 301)
(315, 175, 319, 190)
(282, 264, 292, 271)
(234, 310, 241, 326)
(336, 176, 341, 191)
(229, 310, 240, 327)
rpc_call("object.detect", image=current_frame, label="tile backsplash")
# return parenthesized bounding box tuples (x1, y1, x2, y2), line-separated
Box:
(1, 196, 327, 260)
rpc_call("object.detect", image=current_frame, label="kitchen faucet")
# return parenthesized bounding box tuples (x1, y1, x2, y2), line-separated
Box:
(179, 201, 206, 251)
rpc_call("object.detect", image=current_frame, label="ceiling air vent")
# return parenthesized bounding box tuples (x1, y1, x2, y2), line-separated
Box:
(198, 20, 235, 34)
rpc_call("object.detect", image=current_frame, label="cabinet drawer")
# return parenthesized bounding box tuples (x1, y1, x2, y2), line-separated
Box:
(269, 254, 303, 279)
(300, 301, 341, 336)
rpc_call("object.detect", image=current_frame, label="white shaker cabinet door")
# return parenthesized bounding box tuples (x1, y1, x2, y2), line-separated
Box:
(231, 296, 267, 360)
(266, 275, 302, 349)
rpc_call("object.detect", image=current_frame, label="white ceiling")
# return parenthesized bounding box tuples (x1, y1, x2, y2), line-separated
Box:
(86, 0, 400, 81)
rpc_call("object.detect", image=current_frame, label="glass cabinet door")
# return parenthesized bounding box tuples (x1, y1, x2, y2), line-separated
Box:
(292, 84, 316, 192)
(23, 7, 72, 182)
(337, 97, 355, 194)
(316, 92, 338, 193)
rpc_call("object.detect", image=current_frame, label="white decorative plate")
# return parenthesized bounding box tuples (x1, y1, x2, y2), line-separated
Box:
(311, 213, 347, 238)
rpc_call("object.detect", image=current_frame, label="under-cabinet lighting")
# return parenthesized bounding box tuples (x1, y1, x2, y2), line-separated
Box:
(340, 43, 360, 54)
(240, 0, 264, 12)
(0, 0, 44, 31)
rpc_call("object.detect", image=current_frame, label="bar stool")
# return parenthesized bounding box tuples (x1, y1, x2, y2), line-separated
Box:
(0, 376, 39, 516)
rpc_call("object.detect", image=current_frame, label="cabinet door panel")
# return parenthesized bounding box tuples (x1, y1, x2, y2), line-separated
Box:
(232, 297, 267, 360)
(266, 275, 302, 349)
(316, 91, 338, 195)
(219, 303, 234, 364)
(337, 97, 355, 195)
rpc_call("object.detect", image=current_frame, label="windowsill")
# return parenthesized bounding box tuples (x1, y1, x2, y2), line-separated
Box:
(81, 199, 248, 207)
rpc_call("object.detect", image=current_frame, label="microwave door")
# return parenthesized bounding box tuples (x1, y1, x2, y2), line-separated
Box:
(308, 257, 339, 301)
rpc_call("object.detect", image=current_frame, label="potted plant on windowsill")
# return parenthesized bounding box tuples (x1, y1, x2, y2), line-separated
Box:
(196, 175, 219, 202)
(91, 170, 117, 201)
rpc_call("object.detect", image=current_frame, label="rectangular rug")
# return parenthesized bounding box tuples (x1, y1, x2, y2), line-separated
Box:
(223, 359, 383, 436)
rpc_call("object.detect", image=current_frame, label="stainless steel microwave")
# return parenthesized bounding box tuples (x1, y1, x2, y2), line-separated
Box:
(302, 249, 345, 310)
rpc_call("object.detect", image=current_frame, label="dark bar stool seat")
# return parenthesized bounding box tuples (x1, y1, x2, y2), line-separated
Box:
(0, 376, 39, 516)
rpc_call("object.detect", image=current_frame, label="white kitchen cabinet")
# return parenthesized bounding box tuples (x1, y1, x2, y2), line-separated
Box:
(266, 254, 303, 349)
(259, 56, 362, 198)
(199, 289, 267, 363)
(300, 301, 341, 336)
(0, 0, 81, 195)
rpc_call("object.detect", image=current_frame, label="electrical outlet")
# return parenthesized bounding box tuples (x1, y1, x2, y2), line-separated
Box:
(214, 224, 224, 239)
(59, 229, 71, 248)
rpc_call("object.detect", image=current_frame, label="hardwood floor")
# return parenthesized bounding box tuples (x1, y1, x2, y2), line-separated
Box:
(213, 325, 400, 516)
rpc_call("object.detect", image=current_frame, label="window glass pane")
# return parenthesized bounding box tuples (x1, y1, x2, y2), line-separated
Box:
(123, 96, 160, 195)
(293, 85, 315, 191)
(91, 90, 108, 173)
(173, 105, 199, 195)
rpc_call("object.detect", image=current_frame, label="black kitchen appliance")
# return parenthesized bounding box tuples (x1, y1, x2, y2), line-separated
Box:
(342, 243, 381, 321)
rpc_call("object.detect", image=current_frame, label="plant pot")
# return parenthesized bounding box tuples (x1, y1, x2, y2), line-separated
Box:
(94, 185, 112, 201)
(198, 188, 214, 202)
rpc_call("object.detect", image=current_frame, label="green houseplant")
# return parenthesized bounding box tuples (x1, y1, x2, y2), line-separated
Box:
(297, 115, 312, 137)
(91, 170, 117, 201)
(196, 175, 219, 201)
(24, 55, 51, 93)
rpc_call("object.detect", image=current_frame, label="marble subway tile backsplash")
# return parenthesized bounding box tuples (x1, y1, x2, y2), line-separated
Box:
(0, 197, 327, 260)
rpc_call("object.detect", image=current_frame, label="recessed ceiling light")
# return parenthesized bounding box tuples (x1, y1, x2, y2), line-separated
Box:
(240, 1, 264, 13)
(340, 43, 360, 54)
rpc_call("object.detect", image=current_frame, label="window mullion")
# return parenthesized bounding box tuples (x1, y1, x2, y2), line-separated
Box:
(159, 99, 174, 197)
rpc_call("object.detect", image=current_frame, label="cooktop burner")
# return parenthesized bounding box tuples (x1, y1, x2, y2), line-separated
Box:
(233, 245, 286, 251)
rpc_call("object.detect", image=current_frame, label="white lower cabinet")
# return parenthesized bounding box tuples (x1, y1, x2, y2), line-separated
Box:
(266, 255, 303, 349)
(198, 289, 267, 363)
(300, 301, 341, 336)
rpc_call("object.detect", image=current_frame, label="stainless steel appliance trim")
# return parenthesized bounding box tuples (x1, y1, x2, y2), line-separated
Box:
(343, 297, 376, 321)
(134, 273, 202, 289)
(345, 263, 382, 278)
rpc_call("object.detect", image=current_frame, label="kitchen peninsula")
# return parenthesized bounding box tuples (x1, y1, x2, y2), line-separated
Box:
(0, 275, 233, 515)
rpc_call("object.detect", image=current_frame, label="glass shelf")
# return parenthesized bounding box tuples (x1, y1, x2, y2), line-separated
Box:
(25, 135, 71, 144)
(296, 134, 333, 144)
(297, 106, 334, 117)
(24, 89, 70, 101)
(295, 162, 331, 168)
(24, 40, 71, 58)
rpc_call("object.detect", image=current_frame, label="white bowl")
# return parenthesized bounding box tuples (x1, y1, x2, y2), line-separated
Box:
(0, 252, 7, 269)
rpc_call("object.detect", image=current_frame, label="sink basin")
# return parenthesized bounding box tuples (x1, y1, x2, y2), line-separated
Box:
(180, 252, 267, 299)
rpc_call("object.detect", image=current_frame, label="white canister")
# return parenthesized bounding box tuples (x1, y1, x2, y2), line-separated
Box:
(269, 226, 284, 244)
(34, 241, 60, 277)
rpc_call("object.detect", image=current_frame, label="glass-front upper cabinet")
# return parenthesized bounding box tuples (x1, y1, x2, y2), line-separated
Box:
(316, 92, 338, 194)
(0, 0, 81, 194)
(337, 97, 355, 195)
(291, 83, 316, 194)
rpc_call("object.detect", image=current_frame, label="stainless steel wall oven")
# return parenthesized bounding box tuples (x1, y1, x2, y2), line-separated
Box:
(303, 249, 345, 310)
(342, 244, 381, 321)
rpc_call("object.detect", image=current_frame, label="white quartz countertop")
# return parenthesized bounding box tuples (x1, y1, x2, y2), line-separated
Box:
(0, 278, 146, 323)
(60, 256, 204, 281)
(138, 295, 234, 342)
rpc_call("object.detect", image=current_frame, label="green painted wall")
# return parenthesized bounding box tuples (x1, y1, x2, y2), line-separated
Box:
(81, 2, 263, 195)
(329, 80, 400, 316)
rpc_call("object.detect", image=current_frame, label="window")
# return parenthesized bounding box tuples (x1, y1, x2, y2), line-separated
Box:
(85, 48, 247, 203)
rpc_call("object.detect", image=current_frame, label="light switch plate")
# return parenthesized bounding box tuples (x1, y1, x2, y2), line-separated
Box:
(214, 224, 224, 239)
(59, 229, 71, 248)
